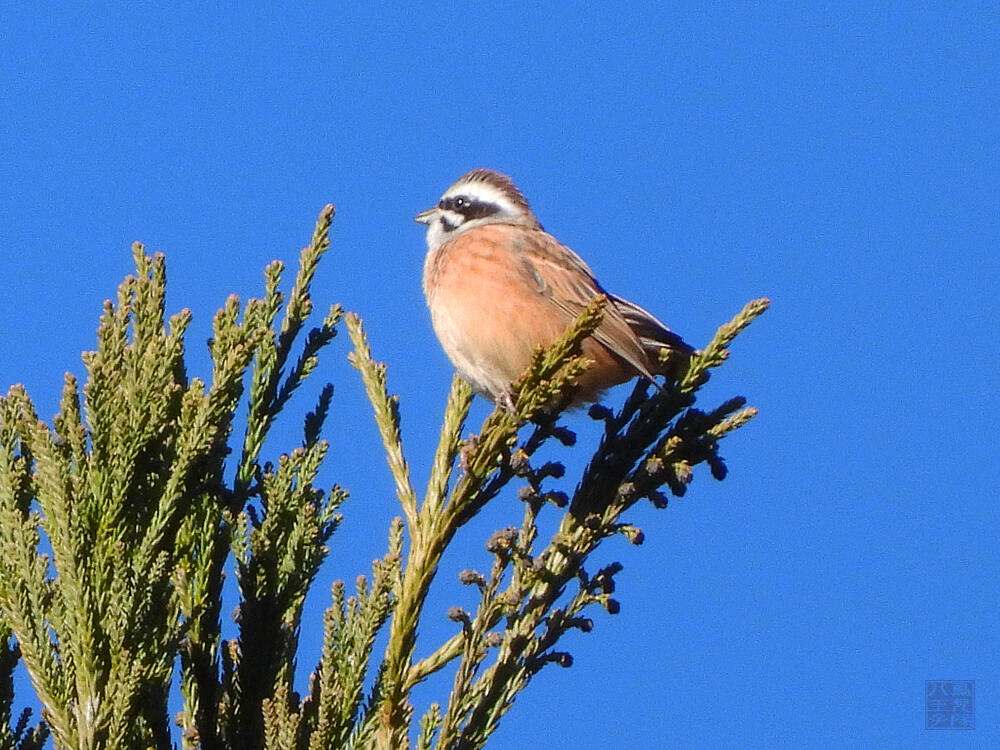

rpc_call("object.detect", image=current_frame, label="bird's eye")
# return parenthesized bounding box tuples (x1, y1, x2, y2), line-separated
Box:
(454, 197, 467, 209)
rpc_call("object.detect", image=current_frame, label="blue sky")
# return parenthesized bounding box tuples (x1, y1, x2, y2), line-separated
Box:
(2, 3, 997, 747)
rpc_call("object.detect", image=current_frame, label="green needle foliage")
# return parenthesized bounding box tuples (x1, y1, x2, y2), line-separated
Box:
(0, 204, 766, 750)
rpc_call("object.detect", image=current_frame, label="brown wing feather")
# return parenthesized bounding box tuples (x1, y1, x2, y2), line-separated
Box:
(513, 229, 658, 380)
(609, 294, 693, 356)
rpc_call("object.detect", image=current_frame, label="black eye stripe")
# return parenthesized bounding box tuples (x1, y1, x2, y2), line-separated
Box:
(439, 195, 500, 221)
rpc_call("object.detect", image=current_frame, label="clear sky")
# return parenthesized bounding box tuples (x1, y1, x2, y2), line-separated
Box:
(2, 3, 997, 747)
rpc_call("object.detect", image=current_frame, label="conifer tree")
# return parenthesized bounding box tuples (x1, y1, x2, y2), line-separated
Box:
(0, 206, 766, 749)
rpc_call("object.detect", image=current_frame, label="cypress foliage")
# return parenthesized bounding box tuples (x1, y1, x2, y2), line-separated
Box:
(0, 206, 766, 749)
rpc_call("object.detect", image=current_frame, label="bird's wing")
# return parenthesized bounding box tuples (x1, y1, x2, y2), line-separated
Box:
(514, 229, 657, 380)
(608, 294, 693, 355)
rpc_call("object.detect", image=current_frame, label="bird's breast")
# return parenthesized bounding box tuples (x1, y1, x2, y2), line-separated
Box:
(424, 225, 528, 306)
(421, 224, 641, 402)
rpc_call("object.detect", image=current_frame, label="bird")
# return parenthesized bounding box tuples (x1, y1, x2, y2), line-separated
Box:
(416, 168, 692, 407)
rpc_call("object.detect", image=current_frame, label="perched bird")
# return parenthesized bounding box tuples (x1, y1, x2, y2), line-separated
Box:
(417, 168, 692, 407)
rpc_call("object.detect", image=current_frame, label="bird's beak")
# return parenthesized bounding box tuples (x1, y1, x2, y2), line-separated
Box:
(415, 206, 438, 225)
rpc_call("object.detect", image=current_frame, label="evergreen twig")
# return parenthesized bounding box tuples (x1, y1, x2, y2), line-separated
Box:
(0, 202, 766, 750)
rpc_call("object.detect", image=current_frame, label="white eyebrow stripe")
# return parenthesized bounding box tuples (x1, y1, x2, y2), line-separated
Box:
(442, 181, 518, 213)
